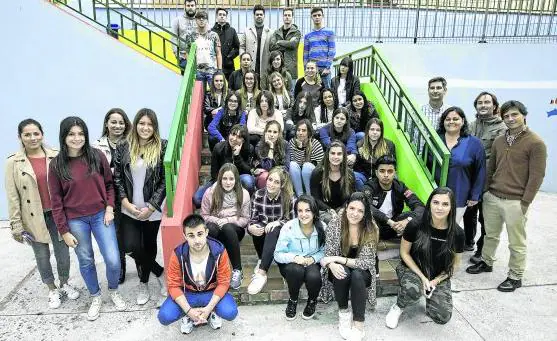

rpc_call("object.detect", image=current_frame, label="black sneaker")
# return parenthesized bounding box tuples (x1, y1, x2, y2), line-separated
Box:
(469, 252, 482, 264)
(466, 261, 493, 274)
(497, 278, 522, 292)
(302, 299, 317, 320)
(285, 299, 297, 320)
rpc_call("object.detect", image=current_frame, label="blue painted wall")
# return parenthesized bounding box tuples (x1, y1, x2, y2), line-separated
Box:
(0, 0, 182, 218)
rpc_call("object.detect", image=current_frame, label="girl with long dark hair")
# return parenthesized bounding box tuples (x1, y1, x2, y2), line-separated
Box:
(113, 108, 167, 306)
(348, 91, 378, 141)
(201, 163, 250, 290)
(6, 119, 80, 309)
(285, 91, 315, 140)
(386, 187, 465, 329)
(207, 92, 247, 151)
(310, 141, 355, 224)
(92, 108, 132, 283)
(247, 167, 295, 295)
(314, 88, 338, 131)
(331, 57, 361, 108)
(318, 108, 358, 160)
(49, 116, 126, 321)
(246, 90, 284, 148)
(320, 192, 379, 341)
(274, 195, 326, 320)
(203, 71, 228, 130)
(353, 118, 396, 190)
(253, 120, 290, 189)
(229, 52, 253, 92)
(288, 119, 324, 197)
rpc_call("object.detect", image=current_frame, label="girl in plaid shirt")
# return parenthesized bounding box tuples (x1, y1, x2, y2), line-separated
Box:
(247, 167, 295, 295)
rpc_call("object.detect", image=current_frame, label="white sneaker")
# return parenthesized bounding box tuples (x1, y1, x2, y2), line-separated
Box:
(385, 303, 403, 329)
(137, 283, 150, 305)
(60, 283, 80, 300)
(109, 290, 127, 311)
(180, 316, 194, 334)
(156, 275, 168, 297)
(338, 309, 352, 340)
(48, 289, 61, 309)
(247, 272, 267, 295)
(87, 296, 102, 321)
(208, 312, 222, 330)
(349, 327, 365, 341)
(230, 270, 243, 290)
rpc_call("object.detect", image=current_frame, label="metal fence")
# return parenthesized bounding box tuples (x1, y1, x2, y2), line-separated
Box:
(106, 0, 557, 42)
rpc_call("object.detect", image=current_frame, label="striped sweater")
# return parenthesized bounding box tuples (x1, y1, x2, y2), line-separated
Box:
(288, 138, 325, 167)
(303, 27, 336, 70)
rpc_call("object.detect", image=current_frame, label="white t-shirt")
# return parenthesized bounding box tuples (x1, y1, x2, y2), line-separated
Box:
(190, 256, 208, 287)
(379, 190, 394, 219)
(337, 78, 347, 105)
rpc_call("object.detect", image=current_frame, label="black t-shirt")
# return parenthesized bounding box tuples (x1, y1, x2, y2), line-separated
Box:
(108, 144, 115, 168)
(403, 221, 465, 278)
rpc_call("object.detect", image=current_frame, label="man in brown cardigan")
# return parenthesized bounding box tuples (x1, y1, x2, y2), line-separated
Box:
(466, 100, 547, 292)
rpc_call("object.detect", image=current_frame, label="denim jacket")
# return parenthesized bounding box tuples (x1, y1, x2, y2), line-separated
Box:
(274, 218, 325, 264)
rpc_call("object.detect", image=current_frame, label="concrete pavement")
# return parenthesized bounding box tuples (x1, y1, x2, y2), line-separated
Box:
(1, 192, 556, 341)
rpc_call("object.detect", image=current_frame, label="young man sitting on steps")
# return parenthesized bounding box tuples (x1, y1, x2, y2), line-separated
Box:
(157, 214, 238, 334)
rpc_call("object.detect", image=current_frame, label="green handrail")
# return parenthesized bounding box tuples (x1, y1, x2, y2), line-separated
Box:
(163, 44, 197, 217)
(334, 45, 450, 187)
(53, 0, 184, 68)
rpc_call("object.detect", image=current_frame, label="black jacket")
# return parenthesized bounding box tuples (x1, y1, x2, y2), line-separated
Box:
(353, 139, 396, 178)
(113, 139, 167, 212)
(210, 140, 253, 181)
(204, 92, 225, 117)
(331, 76, 361, 107)
(362, 177, 424, 225)
(212, 22, 239, 72)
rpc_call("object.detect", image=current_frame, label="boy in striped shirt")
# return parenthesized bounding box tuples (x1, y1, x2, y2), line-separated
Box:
(303, 7, 336, 88)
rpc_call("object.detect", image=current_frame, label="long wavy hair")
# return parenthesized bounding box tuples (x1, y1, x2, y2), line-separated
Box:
(52, 116, 100, 181)
(266, 167, 295, 220)
(295, 195, 326, 247)
(294, 119, 315, 163)
(340, 192, 379, 256)
(257, 120, 286, 166)
(267, 50, 286, 75)
(358, 118, 389, 160)
(437, 106, 470, 137)
(100, 108, 131, 139)
(209, 71, 228, 99)
(412, 187, 459, 278)
(317, 88, 338, 124)
(328, 107, 351, 143)
(255, 90, 275, 118)
(269, 71, 290, 106)
(348, 91, 374, 132)
(210, 163, 244, 216)
(127, 108, 162, 168)
(320, 141, 354, 203)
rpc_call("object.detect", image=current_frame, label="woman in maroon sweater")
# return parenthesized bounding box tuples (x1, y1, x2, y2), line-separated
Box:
(48, 116, 127, 321)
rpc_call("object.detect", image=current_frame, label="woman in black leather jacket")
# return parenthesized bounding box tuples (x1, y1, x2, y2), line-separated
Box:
(113, 108, 167, 306)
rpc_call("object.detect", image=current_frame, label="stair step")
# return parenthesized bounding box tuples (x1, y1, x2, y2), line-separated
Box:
(201, 148, 211, 165)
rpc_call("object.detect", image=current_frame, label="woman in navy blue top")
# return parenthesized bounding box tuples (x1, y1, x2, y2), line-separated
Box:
(437, 107, 486, 225)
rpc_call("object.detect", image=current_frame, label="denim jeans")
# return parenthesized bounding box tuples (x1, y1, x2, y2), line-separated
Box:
(30, 211, 71, 285)
(68, 210, 121, 296)
(193, 174, 256, 208)
(158, 291, 238, 325)
(354, 171, 368, 191)
(289, 161, 315, 197)
(355, 132, 365, 143)
(196, 71, 213, 91)
(179, 58, 187, 75)
(320, 69, 332, 88)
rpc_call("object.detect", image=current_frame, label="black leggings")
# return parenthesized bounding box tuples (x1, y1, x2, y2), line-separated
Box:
(330, 266, 371, 322)
(463, 203, 485, 250)
(278, 263, 322, 301)
(206, 222, 246, 271)
(120, 214, 163, 283)
(251, 226, 282, 272)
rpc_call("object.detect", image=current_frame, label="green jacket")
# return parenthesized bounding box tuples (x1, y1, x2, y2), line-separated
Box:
(469, 115, 506, 161)
(269, 24, 301, 79)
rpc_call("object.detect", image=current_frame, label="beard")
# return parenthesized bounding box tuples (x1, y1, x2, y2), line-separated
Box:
(186, 9, 196, 17)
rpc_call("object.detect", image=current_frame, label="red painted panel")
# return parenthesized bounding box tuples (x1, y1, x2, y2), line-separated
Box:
(161, 81, 204, 267)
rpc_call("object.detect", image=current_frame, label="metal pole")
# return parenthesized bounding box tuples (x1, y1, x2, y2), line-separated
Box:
(479, 0, 489, 42)
(377, 0, 384, 42)
(413, 0, 420, 43)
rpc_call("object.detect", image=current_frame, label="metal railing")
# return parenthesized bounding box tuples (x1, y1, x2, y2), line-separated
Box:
(54, 0, 183, 68)
(163, 44, 197, 217)
(334, 45, 450, 186)
(103, 0, 557, 42)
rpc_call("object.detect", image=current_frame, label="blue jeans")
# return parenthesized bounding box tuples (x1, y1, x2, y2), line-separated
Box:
(31, 212, 70, 285)
(320, 69, 332, 88)
(289, 161, 315, 197)
(68, 210, 121, 296)
(193, 174, 256, 208)
(355, 132, 365, 143)
(179, 58, 187, 75)
(196, 71, 213, 91)
(354, 171, 368, 191)
(158, 291, 238, 325)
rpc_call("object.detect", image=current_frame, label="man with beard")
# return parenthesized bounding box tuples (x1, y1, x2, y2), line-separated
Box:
(240, 5, 273, 81)
(464, 92, 506, 262)
(171, 0, 197, 74)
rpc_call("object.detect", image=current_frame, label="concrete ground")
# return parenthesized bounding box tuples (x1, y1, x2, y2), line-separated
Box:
(1, 192, 556, 341)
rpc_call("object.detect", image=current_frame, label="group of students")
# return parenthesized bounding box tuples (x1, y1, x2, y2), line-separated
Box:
(6, 109, 169, 321)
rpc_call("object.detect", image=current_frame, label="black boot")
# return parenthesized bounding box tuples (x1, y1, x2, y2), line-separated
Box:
(118, 253, 126, 284)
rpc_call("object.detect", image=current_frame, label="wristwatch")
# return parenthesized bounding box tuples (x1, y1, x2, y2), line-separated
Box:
(406, 217, 413, 222)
